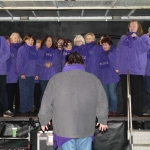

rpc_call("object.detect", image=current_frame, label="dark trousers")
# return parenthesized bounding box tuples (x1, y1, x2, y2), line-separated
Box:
(34, 83, 41, 113)
(120, 74, 143, 116)
(6, 82, 20, 113)
(39, 80, 49, 99)
(0, 75, 8, 112)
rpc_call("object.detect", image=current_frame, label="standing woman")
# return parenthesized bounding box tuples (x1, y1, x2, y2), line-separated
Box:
(99, 36, 119, 116)
(116, 20, 150, 116)
(61, 39, 74, 69)
(0, 36, 14, 117)
(37, 36, 59, 98)
(55, 38, 64, 72)
(73, 34, 85, 54)
(17, 34, 39, 115)
(6, 32, 22, 114)
(81, 32, 99, 78)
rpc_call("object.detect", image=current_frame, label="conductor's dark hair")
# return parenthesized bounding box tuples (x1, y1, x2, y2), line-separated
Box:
(65, 52, 84, 65)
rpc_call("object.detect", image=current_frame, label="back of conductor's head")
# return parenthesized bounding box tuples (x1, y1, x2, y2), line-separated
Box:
(65, 52, 84, 65)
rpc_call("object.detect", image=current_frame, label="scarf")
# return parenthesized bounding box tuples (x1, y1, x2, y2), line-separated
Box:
(99, 46, 113, 69)
(24, 43, 39, 60)
(43, 46, 55, 61)
(62, 64, 85, 72)
(7, 43, 21, 72)
(122, 32, 137, 48)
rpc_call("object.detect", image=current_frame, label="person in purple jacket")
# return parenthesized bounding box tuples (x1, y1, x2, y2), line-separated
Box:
(17, 34, 39, 115)
(6, 32, 22, 114)
(55, 38, 64, 72)
(116, 20, 150, 116)
(98, 36, 119, 116)
(61, 39, 74, 69)
(37, 35, 59, 98)
(144, 29, 150, 115)
(81, 32, 100, 78)
(0, 36, 14, 117)
(73, 34, 85, 54)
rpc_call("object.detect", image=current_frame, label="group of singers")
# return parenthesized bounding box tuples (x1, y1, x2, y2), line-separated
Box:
(0, 20, 150, 117)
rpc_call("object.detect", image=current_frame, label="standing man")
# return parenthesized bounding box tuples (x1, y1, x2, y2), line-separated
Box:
(38, 52, 108, 150)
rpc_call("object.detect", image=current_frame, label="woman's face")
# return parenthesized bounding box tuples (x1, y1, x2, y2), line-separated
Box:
(129, 22, 138, 32)
(36, 42, 41, 50)
(75, 37, 83, 46)
(25, 38, 34, 46)
(85, 35, 94, 43)
(12, 35, 20, 43)
(64, 42, 72, 51)
(57, 39, 64, 50)
(102, 43, 111, 51)
(45, 37, 52, 48)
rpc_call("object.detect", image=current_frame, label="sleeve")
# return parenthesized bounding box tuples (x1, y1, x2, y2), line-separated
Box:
(51, 50, 60, 67)
(16, 47, 26, 76)
(115, 38, 123, 70)
(36, 50, 48, 67)
(137, 34, 150, 54)
(96, 79, 108, 125)
(108, 49, 117, 69)
(0, 37, 10, 63)
(38, 78, 54, 126)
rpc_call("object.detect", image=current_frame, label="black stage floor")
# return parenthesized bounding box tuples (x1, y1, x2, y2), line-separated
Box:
(0, 116, 150, 150)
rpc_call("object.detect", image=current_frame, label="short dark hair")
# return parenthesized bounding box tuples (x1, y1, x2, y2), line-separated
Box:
(101, 36, 113, 45)
(65, 52, 84, 65)
(22, 34, 36, 45)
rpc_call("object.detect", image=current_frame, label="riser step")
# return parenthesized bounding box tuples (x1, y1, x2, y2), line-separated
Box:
(131, 130, 150, 144)
(133, 144, 150, 150)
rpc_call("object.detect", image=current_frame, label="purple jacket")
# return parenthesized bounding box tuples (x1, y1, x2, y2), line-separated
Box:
(0, 36, 10, 75)
(7, 43, 21, 83)
(145, 50, 150, 76)
(73, 45, 84, 54)
(98, 46, 120, 84)
(62, 49, 74, 69)
(37, 46, 59, 80)
(116, 34, 150, 75)
(80, 42, 100, 78)
(16, 43, 39, 77)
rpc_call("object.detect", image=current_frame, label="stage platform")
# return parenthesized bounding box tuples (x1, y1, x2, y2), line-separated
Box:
(0, 116, 150, 150)
(0, 115, 150, 121)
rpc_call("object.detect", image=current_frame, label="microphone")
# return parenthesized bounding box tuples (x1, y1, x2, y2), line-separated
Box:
(131, 31, 135, 39)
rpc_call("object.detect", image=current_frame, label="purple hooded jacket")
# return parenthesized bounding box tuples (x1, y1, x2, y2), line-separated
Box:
(16, 43, 39, 77)
(116, 34, 150, 75)
(0, 36, 10, 75)
(98, 46, 120, 84)
(80, 42, 100, 78)
(7, 43, 21, 83)
(37, 46, 59, 80)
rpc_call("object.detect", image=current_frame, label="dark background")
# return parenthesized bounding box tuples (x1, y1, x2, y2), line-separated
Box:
(1, 21, 150, 47)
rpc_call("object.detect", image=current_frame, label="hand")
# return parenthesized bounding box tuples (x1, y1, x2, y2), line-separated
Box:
(131, 33, 136, 38)
(44, 62, 52, 68)
(96, 123, 108, 132)
(115, 70, 119, 73)
(35, 75, 38, 80)
(41, 122, 51, 132)
(21, 74, 26, 79)
(147, 32, 150, 37)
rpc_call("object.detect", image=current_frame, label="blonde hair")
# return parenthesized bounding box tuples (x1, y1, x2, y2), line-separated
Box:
(10, 32, 22, 43)
(84, 32, 95, 41)
(74, 35, 85, 45)
(36, 39, 41, 43)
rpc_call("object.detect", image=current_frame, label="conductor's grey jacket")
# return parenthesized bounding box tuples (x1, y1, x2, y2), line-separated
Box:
(38, 70, 108, 138)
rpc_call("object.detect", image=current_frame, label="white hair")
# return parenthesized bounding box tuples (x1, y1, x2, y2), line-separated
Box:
(74, 34, 85, 45)
(10, 32, 22, 43)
